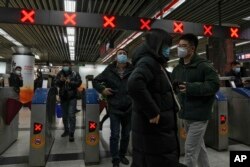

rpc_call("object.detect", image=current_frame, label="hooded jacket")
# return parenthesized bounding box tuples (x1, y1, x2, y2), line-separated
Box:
(172, 54, 220, 121)
(128, 29, 181, 167)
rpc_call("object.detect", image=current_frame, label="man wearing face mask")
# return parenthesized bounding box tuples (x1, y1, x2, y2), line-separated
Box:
(92, 49, 134, 167)
(9, 66, 23, 94)
(172, 34, 220, 167)
(128, 29, 184, 167)
(225, 61, 248, 87)
(55, 60, 82, 142)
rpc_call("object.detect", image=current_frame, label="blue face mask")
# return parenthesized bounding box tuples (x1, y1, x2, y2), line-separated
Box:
(234, 67, 241, 73)
(117, 54, 128, 64)
(63, 66, 70, 72)
(162, 46, 170, 58)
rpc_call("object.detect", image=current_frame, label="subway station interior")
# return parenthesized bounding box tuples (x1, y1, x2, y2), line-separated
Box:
(1, 0, 250, 166)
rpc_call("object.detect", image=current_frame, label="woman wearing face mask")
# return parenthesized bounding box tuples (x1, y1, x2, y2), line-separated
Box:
(9, 66, 23, 93)
(128, 29, 183, 167)
(225, 61, 248, 87)
(92, 49, 134, 167)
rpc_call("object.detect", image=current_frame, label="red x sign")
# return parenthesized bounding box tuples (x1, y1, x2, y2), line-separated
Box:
(21, 10, 35, 23)
(103, 16, 116, 28)
(230, 27, 239, 38)
(140, 19, 151, 30)
(33, 123, 43, 134)
(203, 25, 213, 36)
(174, 21, 183, 33)
(89, 121, 97, 132)
(64, 13, 76, 26)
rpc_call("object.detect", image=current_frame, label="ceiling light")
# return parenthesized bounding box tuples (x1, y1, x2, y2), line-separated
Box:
(0, 28, 23, 46)
(0, 56, 4, 59)
(66, 27, 75, 35)
(64, 0, 76, 12)
(63, 35, 68, 43)
(35, 55, 40, 60)
(235, 41, 250, 46)
(69, 46, 75, 50)
(242, 16, 250, 21)
(198, 51, 206, 55)
(68, 36, 75, 42)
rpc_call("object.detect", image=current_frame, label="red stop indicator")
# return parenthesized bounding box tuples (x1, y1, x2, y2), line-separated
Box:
(140, 19, 151, 31)
(230, 27, 239, 38)
(89, 121, 97, 132)
(64, 13, 76, 26)
(103, 16, 115, 28)
(203, 25, 213, 36)
(174, 21, 183, 33)
(34, 122, 43, 134)
(21, 10, 35, 23)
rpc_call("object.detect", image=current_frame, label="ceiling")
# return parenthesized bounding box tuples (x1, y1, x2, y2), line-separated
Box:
(0, 0, 250, 64)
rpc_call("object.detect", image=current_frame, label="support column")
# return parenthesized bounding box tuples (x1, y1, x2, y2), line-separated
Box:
(11, 46, 35, 104)
(207, 38, 235, 75)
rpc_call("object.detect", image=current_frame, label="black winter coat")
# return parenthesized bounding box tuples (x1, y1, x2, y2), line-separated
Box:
(9, 73, 23, 93)
(128, 44, 180, 167)
(92, 61, 134, 115)
(55, 70, 82, 101)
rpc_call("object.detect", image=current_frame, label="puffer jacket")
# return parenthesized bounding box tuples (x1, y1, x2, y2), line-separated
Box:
(55, 70, 82, 101)
(172, 54, 220, 121)
(128, 44, 180, 167)
(92, 61, 134, 115)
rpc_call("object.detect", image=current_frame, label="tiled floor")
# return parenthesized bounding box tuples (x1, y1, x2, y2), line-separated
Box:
(1, 104, 250, 167)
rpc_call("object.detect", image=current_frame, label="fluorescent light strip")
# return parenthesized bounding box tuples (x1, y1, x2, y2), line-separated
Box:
(235, 41, 250, 46)
(0, 56, 4, 59)
(242, 16, 250, 21)
(0, 28, 23, 46)
(64, 0, 76, 12)
(198, 51, 206, 55)
(64, 0, 76, 61)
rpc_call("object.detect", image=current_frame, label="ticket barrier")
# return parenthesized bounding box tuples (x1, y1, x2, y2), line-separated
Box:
(29, 88, 56, 166)
(204, 91, 228, 150)
(223, 87, 250, 145)
(0, 87, 21, 154)
(83, 88, 100, 165)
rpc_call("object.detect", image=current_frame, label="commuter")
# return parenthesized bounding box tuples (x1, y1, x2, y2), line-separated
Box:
(128, 29, 183, 167)
(9, 66, 23, 93)
(55, 60, 82, 142)
(225, 61, 248, 87)
(92, 49, 134, 167)
(34, 71, 43, 90)
(172, 33, 220, 167)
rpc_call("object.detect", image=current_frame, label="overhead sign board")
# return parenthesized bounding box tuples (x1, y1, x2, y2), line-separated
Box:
(0, 7, 246, 39)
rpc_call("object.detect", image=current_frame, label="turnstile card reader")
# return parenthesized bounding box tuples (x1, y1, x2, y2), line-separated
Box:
(205, 91, 228, 151)
(84, 89, 100, 165)
(29, 88, 56, 166)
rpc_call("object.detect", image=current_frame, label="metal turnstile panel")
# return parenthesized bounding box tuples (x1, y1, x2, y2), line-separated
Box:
(84, 104, 100, 165)
(29, 88, 56, 166)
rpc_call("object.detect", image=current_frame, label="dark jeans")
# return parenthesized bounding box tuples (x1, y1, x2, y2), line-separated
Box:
(61, 98, 77, 134)
(110, 112, 131, 162)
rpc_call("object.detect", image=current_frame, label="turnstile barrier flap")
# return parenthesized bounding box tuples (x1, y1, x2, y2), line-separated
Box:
(232, 88, 250, 98)
(5, 98, 22, 125)
(32, 88, 49, 104)
(86, 89, 99, 104)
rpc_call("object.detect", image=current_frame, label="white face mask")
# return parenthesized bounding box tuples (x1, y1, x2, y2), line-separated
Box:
(15, 70, 21, 75)
(177, 47, 188, 58)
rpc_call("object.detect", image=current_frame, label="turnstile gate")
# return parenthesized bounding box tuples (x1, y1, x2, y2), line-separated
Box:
(205, 91, 228, 150)
(29, 88, 56, 166)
